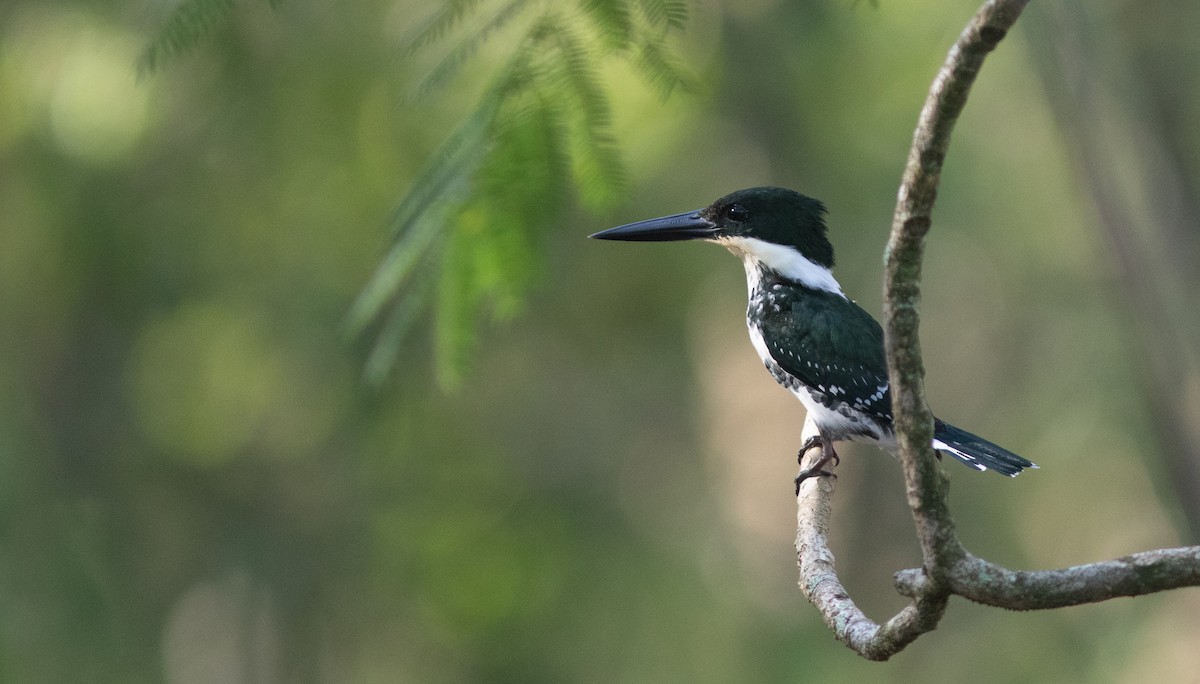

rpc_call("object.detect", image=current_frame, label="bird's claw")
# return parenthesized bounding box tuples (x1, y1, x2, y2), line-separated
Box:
(793, 468, 836, 495)
(794, 434, 839, 495)
(796, 435, 823, 465)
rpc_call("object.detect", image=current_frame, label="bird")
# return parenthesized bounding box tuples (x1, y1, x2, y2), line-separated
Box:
(589, 186, 1036, 492)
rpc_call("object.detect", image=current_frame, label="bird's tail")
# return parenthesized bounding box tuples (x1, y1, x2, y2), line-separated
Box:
(932, 419, 1037, 477)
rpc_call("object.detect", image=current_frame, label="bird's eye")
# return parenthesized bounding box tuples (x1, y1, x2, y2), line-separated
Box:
(726, 204, 749, 221)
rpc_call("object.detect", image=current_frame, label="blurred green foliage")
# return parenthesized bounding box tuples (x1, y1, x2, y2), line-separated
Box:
(140, 0, 699, 389)
(2, 0, 1200, 682)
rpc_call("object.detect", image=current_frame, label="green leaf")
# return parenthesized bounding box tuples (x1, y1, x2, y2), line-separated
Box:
(636, 0, 688, 30)
(384, 96, 497, 241)
(136, 0, 236, 76)
(348, 203, 450, 338)
(433, 222, 482, 390)
(346, 102, 495, 334)
(401, 0, 490, 57)
(549, 25, 611, 129)
(546, 26, 625, 207)
(580, 0, 634, 50)
(472, 103, 568, 315)
(662, 0, 688, 29)
(568, 120, 625, 209)
(633, 36, 700, 98)
(363, 275, 434, 386)
(405, 0, 534, 101)
(356, 0, 698, 385)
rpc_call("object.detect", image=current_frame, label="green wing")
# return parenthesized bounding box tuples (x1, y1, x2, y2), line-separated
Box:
(757, 289, 894, 421)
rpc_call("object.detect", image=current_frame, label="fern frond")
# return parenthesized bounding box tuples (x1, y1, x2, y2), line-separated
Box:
(549, 25, 611, 128)
(579, 0, 634, 50)
(363, 274, 433, 386)
(633, 36, 700, 99)
(527, 102, 573, 190)
(401, 0, 491, 57)
(359, 0, 698, 386)
(636, 0, 687, 30)
(348, 190, 458, 337)
(545, 26, 625, 207)
(386, 99, 497, 240)
(405, 0, 534, 102)
(474, 222, 533, 319)
(136, 0, 236, 76)
(664, 0, 690, 29)
(346, 102, 494, 334)
(487, 99, 571, 208)
(566, 114, 625, 209)
(433, 221, 483, 390)
(472, 102, 568, 316)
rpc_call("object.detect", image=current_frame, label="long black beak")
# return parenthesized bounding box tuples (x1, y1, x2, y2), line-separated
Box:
(588, 210, 718, 242)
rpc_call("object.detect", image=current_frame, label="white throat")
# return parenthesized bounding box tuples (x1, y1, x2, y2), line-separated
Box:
(719, 236, 845, 297)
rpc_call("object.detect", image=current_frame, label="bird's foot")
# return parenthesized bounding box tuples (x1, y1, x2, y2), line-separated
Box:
(796, 435, 824, 464)
(794, 438, 839, 495)
(793, 467, 836, 494)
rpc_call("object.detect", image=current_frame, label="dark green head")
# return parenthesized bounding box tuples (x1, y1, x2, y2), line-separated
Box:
(590, 186, 834, 268)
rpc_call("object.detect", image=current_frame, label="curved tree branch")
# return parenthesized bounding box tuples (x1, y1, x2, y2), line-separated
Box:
(882, 0, 1028, 577)
(796, 441, 947, 660)
(794, 0, 1200, 660)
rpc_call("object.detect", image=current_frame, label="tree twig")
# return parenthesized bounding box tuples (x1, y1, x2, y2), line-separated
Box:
(949, 548, 1200, 609)
(794, 0, 1200, 661)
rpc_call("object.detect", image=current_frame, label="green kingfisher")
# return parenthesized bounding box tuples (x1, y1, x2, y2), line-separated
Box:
(590, 186, 1036, 491)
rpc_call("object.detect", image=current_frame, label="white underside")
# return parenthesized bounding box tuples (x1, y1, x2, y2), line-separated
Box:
(792, 372, 987, 468)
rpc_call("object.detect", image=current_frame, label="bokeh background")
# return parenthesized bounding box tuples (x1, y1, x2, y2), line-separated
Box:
(3, 0, 1200, 681)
